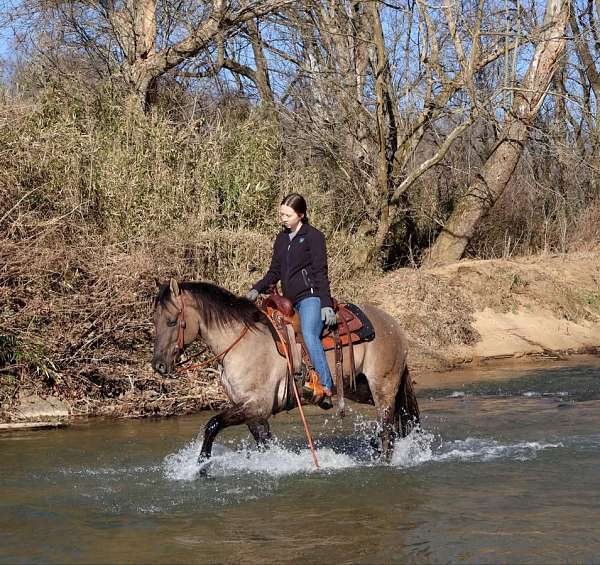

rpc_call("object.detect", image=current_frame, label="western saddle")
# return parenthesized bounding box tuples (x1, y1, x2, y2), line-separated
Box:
(259, 291, 373, 414)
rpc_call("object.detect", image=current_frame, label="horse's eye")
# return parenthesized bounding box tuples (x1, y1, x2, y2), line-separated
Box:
(167, 319, 177, 327)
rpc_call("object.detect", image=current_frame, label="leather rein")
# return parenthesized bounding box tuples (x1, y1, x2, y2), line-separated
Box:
(174, 294, 249, 374)
(171, 292, 320, 469)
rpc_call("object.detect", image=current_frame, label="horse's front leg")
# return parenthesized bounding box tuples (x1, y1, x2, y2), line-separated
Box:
(247, 418, 273, 450)
(198, 406, 247, 463)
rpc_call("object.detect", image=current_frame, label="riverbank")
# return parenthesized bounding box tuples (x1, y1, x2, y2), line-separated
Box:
(2, 249, 599, 422)
(372, 250, 600, 375)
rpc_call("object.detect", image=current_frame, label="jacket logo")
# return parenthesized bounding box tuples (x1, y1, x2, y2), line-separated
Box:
(298, 237, 305, 243)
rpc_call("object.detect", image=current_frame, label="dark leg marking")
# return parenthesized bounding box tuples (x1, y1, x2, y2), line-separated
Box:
(198, 406, 247, 463)
(247, 418, 273, 450)
(379, 408, 398, 463)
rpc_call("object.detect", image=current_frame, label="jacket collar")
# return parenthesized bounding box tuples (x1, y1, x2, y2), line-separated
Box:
(282, 222, 310, 238)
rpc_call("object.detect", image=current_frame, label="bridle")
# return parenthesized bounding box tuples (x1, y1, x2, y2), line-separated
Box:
(172, 292, 249, 373)
(175, 293, 187, 355)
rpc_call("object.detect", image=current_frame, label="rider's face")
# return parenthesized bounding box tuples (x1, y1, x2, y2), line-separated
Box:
(280, 204, 303, 231)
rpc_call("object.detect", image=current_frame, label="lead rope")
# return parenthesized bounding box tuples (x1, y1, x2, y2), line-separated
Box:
(264, 310, 320, 470)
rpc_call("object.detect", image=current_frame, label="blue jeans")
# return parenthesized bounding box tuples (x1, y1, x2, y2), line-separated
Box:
(295, 297, 333, 389)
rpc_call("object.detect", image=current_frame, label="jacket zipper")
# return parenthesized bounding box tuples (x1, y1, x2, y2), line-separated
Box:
(285, 234, 314, 296)
(302, 268, 314, 294)
(286, 239, 292, 291)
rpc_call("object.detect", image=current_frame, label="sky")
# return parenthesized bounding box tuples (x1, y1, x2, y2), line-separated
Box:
(0, 0, 18, 55)
(0, 27, 12, 59)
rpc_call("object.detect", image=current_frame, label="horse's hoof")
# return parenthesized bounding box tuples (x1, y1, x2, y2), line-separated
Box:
(197, 456, 211, 477)
(318, 396, 333, 410)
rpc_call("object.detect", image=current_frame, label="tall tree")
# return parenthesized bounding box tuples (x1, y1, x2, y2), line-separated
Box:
(424, 0, 571, 265)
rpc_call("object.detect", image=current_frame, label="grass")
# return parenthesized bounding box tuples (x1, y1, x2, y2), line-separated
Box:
(582, 291, 599, 311)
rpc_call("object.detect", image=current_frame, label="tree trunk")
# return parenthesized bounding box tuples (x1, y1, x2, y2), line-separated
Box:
(108, 0, 292, 113)
(369, 0, 397, 261)
(423, 0, 570, 266)
(247, 19, 277, 119)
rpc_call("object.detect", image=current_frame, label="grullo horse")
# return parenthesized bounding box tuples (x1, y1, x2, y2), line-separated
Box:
(152, 279, 420, 464)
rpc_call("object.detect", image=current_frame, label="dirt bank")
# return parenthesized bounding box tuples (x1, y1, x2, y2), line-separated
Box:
(371, 250, 600, 378)
(2, 248, 599, 421)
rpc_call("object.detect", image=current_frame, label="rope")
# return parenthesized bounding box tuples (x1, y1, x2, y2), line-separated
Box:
(263, 310, 320, 470)
(176, 326, 249, 373)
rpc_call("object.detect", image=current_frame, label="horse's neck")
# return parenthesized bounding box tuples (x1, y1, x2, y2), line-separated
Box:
(198, 317, 245, 355)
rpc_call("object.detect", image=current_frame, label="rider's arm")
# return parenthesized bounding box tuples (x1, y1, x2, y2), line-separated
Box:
(308, 230, 333, 309)
(252, 235, 282, 294)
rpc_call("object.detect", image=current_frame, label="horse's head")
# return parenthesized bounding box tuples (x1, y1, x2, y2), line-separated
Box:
(152, 278, 197, 375)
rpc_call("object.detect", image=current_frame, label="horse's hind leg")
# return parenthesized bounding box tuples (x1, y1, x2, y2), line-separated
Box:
(378, 407, 397, 462)
(247, 418, 272, 450)
(376, 366, 420, 462)
(396, 365, 420, 437)
(198, 405, 247, 463)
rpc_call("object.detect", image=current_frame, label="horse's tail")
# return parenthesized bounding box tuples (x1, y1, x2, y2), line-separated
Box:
(396, 364, 420, 437)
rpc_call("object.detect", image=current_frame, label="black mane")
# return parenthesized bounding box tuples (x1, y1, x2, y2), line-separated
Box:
(155, 282, 268, 330)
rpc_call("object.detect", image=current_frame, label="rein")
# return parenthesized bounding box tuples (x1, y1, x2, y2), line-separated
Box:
(169, 291, 320, 471)
(174, 294, 249, 374)
(261, 307, 320, 470)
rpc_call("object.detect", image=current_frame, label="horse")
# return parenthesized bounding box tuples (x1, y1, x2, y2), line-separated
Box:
(152, 279, 420, 465)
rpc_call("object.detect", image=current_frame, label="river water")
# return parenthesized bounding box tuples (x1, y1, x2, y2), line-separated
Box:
(2, 361, 600, 563)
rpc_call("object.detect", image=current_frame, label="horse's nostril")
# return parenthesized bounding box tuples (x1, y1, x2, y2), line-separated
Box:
(153, 361, 167, 375)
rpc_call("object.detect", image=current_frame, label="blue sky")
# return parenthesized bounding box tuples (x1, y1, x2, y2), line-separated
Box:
(0, 0, 19, 60)
(0, 27, 11, 58)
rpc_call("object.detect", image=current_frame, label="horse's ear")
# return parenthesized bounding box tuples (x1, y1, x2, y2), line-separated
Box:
(169, 278, 180, 297)
(154, 277, 161, 289)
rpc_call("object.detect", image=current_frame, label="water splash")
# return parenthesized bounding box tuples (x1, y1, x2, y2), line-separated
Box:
(391, 434, 563, 467)
(163, 423, 564, 480)
(391, 429, 438, 467)
(162, 439, 359, 481)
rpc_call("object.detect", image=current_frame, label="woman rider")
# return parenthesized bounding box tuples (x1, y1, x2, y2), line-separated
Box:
(246, 193, 336, 400)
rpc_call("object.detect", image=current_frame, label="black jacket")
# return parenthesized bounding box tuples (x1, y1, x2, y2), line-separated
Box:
(252, 223, 333, 308)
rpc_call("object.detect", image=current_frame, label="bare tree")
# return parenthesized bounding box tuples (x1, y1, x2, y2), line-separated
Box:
(11, 0, 293, 111)
(277, 0, 524, 264)
(424, 0, 570, 265)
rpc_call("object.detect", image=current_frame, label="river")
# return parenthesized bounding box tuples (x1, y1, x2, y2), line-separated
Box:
(2, 361, 600, 563)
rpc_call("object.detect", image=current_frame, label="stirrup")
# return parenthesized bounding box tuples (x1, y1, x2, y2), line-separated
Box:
(318, 394, 333, 410)
(302, 370, 324, 400)
(302, 371, 333, 409)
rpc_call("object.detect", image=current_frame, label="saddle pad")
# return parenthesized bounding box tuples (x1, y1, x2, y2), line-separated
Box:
(322, 303, 375, 341)
(344, 303, 375, 342)
(321, 303, 375, 351)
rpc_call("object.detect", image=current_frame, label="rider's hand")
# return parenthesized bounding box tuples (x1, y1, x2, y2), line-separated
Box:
(321, 306, 337, 327)
(246, 289, 259, 302)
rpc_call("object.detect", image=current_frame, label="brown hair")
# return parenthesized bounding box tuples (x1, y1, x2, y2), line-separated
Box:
(281, 193, 309, 223)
